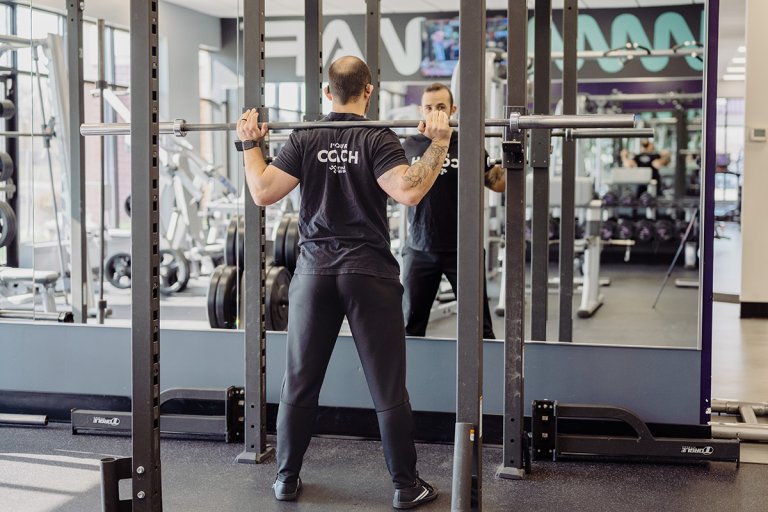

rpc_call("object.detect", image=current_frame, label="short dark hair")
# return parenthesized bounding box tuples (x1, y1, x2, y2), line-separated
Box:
(328, 56, 371, 105)
(423, 83, 454, 108)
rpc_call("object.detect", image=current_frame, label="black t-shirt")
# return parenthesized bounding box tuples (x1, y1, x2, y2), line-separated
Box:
(634, 152, 662, 185)
(272, 112, 408, 279)
(401, 131, 491, 251)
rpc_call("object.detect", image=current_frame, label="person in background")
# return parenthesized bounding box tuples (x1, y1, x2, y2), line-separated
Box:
(400, 82, 505, 340)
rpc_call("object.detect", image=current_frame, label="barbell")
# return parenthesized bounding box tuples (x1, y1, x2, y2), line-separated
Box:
(80, 113, 637, 137)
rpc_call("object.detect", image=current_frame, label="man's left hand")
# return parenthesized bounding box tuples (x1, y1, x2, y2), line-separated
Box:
(237, 108, 269, 143)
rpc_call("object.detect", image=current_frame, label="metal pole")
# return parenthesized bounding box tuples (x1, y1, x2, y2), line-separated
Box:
(130, 0, 163, 508)
(237, 0, 274, 465)
(452, 1, 485, 509)
(97, 18, 107, 324)
(365, 0, 381, 120)
(80, 114, 636, 136)
(67, 0, 87, 323)
(675, 108, 688, 202)
(558, 0, 578, 342)
(530, 0, 552, 341)
(699, 0, 720, 425)
(33, 45, 69, 306)
(496, 0, 528, 482)
(304, 0, 322, 121)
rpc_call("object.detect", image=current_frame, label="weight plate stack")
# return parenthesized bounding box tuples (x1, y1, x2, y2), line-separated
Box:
(273, 215, 292, 267)
(0, 200, 17, 248)
(0, 150, 14, 182)
(207, 265, 225, 328)
(215, 265, 240, 329)
(265, 265, 290, 331)
(284, 215, 300, 274)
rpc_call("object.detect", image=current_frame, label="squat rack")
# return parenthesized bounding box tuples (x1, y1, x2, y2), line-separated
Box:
(81, 1, 743, 511)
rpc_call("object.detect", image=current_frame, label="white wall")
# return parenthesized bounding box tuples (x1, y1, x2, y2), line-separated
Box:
(740, 0, 768, 307)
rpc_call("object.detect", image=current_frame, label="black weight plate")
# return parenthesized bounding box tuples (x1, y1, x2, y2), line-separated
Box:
(239, 271, 246, 329)
(159, 249, 190, 295)
(265, 265, 290, 331)
(273, 215, 291, 267)
(207, 265, 225, 328)
(0, 200, 17, 248)
(284, 216, 300, 274)
(124, 195, 131, 217)
(237, 215, 245, 269)
(0, 150, 14, 182)
(216, 265, 240, 329)
(616, 219, 635, 240)
(105, 252, 132, 289)
(655, 220, 675, 242)
(0, 99, 16, 120)
(224, 217, 238, 266)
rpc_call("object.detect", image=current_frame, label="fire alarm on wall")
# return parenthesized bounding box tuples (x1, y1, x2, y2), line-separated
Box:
(749, 127, 767, 142)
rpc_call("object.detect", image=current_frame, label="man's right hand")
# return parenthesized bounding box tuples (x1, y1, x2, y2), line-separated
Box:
(418, 111, 452, 146)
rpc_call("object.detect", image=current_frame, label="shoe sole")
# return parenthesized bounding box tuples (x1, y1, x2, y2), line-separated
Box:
(274, 480, 302, 501)
(392, 490, 438, 510)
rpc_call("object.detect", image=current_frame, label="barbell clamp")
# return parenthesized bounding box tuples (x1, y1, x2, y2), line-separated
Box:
(502, 106, 527, 170)
(173, 118, 187, 137)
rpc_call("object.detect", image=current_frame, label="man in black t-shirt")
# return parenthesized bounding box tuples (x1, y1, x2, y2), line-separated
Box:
(237, 56, 450, 510)
(621, 139, 671, 195)
(401, 83, 505, 340)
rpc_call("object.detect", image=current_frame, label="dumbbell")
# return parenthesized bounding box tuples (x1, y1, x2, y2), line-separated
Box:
(638, 192, 657, 207)
(654, 219, 675, 242)
(0, 99, 15, 120)
(602, 191, 619, 207)
(0, 150, 13, 182)
(600, 220, 618, 241)
(616, 218, 635, 240)
(634, 219, 655, 243)
(619, 193, 635, 207)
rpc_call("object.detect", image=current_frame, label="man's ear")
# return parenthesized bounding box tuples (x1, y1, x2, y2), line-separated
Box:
(365, 84, 374, 96)
(450, 104, 458, 116)
(323, 85, 333, 101)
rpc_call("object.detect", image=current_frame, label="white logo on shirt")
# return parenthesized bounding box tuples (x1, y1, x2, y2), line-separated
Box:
(318, 142, 359, 174)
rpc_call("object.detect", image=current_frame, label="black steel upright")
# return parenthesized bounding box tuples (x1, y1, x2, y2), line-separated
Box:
(67, 0, 87, 323)
(237, 0, 273, 464)
(530, 0, 552, 341)
(674, 108, 688, 202)
(304, 0, 322, 121)
(130, 0, 163, 509)
(453, 1, 485, 509)
(699, 0, 720, 425)
(496, 0, 528, 481)
(558, 0, 577, 342)
(365, 0, 381, 120)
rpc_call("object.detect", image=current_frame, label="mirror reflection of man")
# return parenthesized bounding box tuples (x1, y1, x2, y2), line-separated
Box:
(621, 139, 671, 195)
(400, 83, 505, 340)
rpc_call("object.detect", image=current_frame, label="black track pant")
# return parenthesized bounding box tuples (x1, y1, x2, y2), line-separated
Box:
(276, 273, 418, 489)
(401, 248, 496, 339)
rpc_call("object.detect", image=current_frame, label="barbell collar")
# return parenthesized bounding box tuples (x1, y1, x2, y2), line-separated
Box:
(81, 114, 636, 137)
(173, 118, 187, 137)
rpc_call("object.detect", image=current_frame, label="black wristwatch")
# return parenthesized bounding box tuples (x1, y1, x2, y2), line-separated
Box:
(235, 140, 259, 152)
